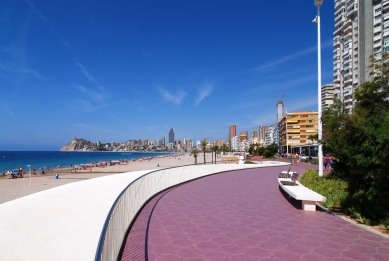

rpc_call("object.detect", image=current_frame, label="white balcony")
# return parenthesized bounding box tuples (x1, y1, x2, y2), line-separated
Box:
(374, 41, 382, 48)
(374, 25, 382, 34)
(344, 99, 353, 105)
(333, 36, 340, 47)
(374, 35, 382, 42)
(344, 70, 352, 77)
(335, 0, 345, 9)
(383, 1, 389, 12)
(347, 3, 357, 17)
(344, 23, 352, 33)
(335, 16, 346, 28)
(344, 77, 353, 85)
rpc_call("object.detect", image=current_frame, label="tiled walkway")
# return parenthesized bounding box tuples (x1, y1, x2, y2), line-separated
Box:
(121, 165, 389, 261)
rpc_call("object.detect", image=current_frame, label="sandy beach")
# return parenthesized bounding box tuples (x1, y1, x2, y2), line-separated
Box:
(0, 153, 218, 204)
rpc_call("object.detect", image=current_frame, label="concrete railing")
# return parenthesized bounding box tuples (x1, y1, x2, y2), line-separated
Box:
(94, 163, 275, 261)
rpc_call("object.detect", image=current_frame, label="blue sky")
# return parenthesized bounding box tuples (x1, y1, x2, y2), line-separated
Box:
(1, 0, 335, 151)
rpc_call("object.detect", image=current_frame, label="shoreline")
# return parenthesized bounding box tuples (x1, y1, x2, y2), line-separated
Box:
(0, 153, 216, 204)
(0, 151, 183, 175)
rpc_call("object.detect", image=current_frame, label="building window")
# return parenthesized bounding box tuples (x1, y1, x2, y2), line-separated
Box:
(384, 37, 389, 46)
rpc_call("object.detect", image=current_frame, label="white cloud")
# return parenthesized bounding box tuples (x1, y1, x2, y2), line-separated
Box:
(110, 114, 119, 121)
(157, 87, 186, 104)
(76, 62, 99, 85)
(0, 63, 44, 79)
(194, 83, 213, 106)
(74, 84, 105, 101)
(253, 39, 333, 71)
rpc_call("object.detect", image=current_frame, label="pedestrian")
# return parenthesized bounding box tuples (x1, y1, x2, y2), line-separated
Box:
(324, 154, 331, 171)
(293, 153, 298, 165)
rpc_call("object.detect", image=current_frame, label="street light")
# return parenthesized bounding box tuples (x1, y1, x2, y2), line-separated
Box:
(27, 165, 31, 186)
(314, 0, 324, 176)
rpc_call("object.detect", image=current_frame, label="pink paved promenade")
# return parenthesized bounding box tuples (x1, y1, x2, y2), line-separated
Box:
(121, 165, 389, 261)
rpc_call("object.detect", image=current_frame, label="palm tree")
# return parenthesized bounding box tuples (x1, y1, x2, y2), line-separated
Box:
(212, 145, 219, 164)
(201, 142, 207, 164)
(211, 146, 214, 164)
(308, 134, 318, 142)
(221, 144, 228, 155)
(191, 148, 199, 165)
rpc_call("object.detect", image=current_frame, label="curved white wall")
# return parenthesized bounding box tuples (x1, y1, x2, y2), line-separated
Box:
(0, 162, 289, 261)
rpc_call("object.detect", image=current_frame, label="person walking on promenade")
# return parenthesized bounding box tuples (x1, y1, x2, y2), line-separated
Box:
(293, 153, 298, 165)
(324, 154, 331, 171)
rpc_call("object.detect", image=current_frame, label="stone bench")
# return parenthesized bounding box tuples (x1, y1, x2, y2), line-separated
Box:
(278, 170, 326, 211)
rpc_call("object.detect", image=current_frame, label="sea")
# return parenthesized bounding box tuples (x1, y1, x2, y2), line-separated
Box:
(0, 151, 172, 173)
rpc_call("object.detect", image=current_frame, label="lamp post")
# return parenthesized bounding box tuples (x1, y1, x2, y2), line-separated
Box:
(27, 165, 31, 186)
(313, 0, 324, 176)
(285, 112, 289, 154)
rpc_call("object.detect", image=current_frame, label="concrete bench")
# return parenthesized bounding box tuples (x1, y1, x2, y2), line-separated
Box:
(278, 171, 326, 211)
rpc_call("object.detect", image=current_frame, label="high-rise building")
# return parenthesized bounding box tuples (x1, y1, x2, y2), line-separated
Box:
(239, 131, 248, 142)
(231, 136, 240, 151)
(265, 125, 275, 146)
(204, 137, 209, 144)
(333, 0, 387, 112)
(162, 137, 165, 145)
(169, 128, 174, 146)
(185, 138, 193, 150)
(252, 130, 258, 139)
(259, 126, 268, 146)
(321, 83, 337, 110)
(228, 125, 236, 147)
(276, 101, 284, 123)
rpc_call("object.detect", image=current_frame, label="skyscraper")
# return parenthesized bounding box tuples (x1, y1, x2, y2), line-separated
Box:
(333, 0, 386, 112)
(259, 126, 268, 146)
(169, 128, 174, 146)
(276, 101, 284, 123)
(252, 130, 258, 139)
(228, 125, 237, 147)
(229, 125, 236, 137)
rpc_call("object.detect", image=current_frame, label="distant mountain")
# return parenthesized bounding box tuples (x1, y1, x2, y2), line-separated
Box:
(60, 138, 98, 151)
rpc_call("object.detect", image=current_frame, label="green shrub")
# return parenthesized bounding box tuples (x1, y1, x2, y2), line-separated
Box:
(380, 218, 389, 231)
(301, 159, 309, 163)
(299, 168, 348, 209)
(310, 161, 318, 165)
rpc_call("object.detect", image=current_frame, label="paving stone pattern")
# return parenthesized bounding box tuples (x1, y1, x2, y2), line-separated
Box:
(122, 165, 389, 261)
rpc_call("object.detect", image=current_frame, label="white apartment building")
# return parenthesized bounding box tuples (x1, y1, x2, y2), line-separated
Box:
(321, 83, 337, 110)
(265, 125, 275, 146)
(231, 136, 240, 152)
(185, 138, 193, 150)
(239, 140, 250, 152)
(333, 0, 388, 112)
(196, 140, 202, 150)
